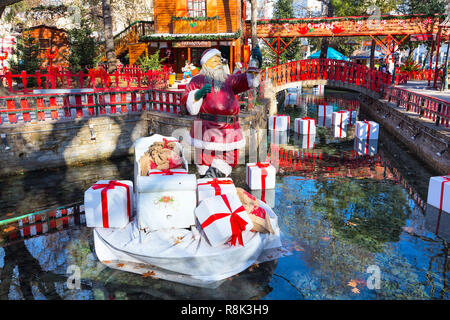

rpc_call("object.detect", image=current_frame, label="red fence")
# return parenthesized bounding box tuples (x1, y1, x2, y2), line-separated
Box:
(383, 86, 450, 127)
(0, 66, 170, 94)
(0, 88, 183, 125)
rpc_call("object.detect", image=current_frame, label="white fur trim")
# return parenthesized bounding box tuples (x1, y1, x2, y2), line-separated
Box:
(196, 164, 210, 176)
(210, 158, 233, 176)
(200, 48, 221, 66)
(188, 135, 246, 151)
(246, 72, 261, 88)
(186, 89, 202, 115)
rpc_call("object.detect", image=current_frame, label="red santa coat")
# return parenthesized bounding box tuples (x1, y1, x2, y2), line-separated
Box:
(182, 72, 255, 170)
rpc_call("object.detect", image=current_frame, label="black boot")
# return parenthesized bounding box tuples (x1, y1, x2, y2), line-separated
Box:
(203, 166, 227, 178)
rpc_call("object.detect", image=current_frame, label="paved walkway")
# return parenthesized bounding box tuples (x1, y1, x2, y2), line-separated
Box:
(395, 81, 450, 102)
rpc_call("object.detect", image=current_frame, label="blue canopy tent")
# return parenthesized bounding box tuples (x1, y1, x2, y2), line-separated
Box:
(308, 48, 350, 61)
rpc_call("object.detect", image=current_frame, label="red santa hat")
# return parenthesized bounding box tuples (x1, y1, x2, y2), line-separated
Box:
(200, 48, 221, 66)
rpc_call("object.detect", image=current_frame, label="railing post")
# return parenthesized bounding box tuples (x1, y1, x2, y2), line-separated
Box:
(435, 102, 442, 127)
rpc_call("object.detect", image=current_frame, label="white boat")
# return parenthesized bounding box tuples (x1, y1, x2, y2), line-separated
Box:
(92, 134, 286, 288)
(93, 199, 285, 288)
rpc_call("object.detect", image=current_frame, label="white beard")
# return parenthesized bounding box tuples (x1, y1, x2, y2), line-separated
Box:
(199, 64, 229, 93)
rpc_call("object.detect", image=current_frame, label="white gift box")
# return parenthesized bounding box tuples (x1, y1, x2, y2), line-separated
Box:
(427, 176, 450, 214)
(355, 120, 379, 140)
(294, 117, 316, 135)
(197, 178, 237, 203)
(332, 111, 349, 138)
(84, 180, 134, 229)
(246, 162, 276, 190)
(269, 129, 289, 145)
(136, 170, 197, 231)
(250, 189, 276, 208)
(195, 193, 254, 247)
(354, 137, 378, 156)
(318, 105, 333, 119)
(295, 133, 316, 149)
(285, 92, 298, 105)
(268, 114, 290, 131)
(344, 109, 358, 125)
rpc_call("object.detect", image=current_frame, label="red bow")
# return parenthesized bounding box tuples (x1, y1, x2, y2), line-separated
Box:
(198, 178, 234, 196)
(92, 181, 131, 228)
(201, 194, 248, 246)
(148, 169, 187, 176)
(162, 138, 178, 149)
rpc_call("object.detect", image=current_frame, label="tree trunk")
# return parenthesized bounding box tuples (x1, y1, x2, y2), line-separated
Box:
(319, 1, 334, 59)
(250, 0, 258, 47)
(369, 39, 376, 69)
(102, 0, 117, 73)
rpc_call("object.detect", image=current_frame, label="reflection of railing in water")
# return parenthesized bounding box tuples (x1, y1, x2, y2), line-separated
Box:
(0, 203, 85, 246)
(268, 144, 427, 211)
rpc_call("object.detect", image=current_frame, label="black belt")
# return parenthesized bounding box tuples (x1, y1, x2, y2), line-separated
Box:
(199, 113, 239, 124)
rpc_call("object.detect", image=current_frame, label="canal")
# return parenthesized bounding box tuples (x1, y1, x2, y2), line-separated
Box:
(0, 89, 448, 300)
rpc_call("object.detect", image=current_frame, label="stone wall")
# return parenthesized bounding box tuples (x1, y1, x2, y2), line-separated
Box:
(0, 114, 149, 177)
(0, 99, 270, 178)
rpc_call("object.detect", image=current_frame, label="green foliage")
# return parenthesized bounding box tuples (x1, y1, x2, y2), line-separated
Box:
(273, 0, 302, 62)
(137, 50, 167, 71)
(400, 59, 421, 72)
(8, 34, 42, 78)
(66, 20, 100, 73)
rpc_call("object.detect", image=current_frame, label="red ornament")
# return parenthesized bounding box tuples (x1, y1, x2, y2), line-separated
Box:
(298, 25, 310, 35)
(0, 51, 8, 61)
(46, 48, 58, 60)
(331, 25, 344, 34)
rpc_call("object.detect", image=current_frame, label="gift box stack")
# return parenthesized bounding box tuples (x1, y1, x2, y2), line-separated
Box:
(294, 117, 316, 149)
(317, 105, 333, 128)
(353, 120, 379, 156)
(331, 110, 349, 138)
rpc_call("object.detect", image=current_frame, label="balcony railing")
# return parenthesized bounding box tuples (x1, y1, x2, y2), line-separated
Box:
(172, 17, 219, 34)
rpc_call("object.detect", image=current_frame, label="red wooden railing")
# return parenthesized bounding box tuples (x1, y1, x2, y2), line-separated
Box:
(1, 58, 448, 127)
(383, 86, 450, 127)
(0, 88, 183, 125)
(0, 66, 170, 94)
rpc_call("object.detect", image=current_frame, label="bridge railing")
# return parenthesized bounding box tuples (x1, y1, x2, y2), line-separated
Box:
(382, 86, 450, 128)
(261, 59, 397, 94)
(0, 67, 170, 94)
(0, 88, 183, 125)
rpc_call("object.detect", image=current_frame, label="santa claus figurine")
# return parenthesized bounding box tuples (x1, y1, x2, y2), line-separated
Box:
(182, 46, 262, 178)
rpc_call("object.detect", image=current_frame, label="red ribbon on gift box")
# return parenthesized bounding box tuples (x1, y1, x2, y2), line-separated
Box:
(363, 120, 371, 154)
(435, 175, 450, 235)
(162, 138, 179, 149)
(198, 178, 234, 196)
(247, 162, 270, 189)
(148, 169, 187, 176)
(272, 114, 289, 131)
(92, 181, 131, 228)
(321, 105, 330, 126)
(201, 194, 248, 246)
(335, 111, 347, 138)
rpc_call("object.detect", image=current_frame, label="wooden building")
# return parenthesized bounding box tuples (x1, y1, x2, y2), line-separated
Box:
(23, 25, 69, 68)
(141, 0, 246, 73)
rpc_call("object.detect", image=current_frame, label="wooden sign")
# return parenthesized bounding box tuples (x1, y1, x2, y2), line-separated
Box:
(174, 41, 212, 48)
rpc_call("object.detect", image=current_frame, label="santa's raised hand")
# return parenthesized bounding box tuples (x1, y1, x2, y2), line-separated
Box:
(194, 83, 212, 101)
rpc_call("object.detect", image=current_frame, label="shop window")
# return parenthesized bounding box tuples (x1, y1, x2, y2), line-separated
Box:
(187, 0, 206, 18)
